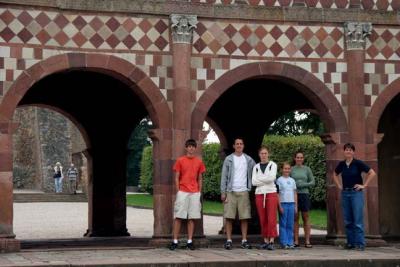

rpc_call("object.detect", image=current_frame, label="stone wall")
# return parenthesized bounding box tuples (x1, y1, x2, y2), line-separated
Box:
(12, 107, 86, 193)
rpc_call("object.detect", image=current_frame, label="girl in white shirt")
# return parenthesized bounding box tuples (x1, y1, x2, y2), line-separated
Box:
(252, 146, 278, 250)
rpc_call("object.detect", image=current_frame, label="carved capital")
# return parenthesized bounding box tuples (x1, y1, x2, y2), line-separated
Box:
(344, 22, 372, 50)
(170, 14, 197, 44)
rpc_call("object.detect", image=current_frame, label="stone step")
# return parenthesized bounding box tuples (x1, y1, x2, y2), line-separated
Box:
(13, 193, 87, 203)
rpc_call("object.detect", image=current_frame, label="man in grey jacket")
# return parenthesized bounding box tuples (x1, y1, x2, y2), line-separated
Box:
(220, 138, 255, 249)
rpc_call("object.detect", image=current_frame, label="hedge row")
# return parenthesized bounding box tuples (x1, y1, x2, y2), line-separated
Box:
(139, 135, 326, 208)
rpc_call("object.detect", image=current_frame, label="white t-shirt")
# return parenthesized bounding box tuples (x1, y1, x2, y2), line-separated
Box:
(232, 154, 248, 192)
(276, 176, 297, 203)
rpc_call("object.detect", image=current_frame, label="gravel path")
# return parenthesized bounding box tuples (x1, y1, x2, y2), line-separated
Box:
(13, 202, 223, 239)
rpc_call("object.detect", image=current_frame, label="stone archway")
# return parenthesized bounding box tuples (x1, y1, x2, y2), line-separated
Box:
(0, 53, 172, 244)
(191, 61, 348, 239)
(366, 78, 400, 239)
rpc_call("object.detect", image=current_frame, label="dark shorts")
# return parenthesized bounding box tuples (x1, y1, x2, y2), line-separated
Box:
(297, 193, 311, 212)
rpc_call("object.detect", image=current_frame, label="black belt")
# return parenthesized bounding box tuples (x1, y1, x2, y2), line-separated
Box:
(343, 187, 362, 191)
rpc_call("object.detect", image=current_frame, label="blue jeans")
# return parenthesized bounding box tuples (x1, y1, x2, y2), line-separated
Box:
(341, 190, 364, 247)
(54, 177, 63, 193)
(279, 202, 295, 246)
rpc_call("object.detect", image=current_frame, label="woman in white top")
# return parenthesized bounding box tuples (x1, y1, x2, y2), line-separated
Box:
(252, 146, 278, 250)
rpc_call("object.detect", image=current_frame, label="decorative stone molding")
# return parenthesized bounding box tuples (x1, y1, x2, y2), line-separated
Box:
(170, 14, 197, 44)
(344, 22, 372, 50)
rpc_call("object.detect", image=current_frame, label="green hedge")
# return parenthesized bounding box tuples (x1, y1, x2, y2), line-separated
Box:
(139, 136, 326, 208)
(263, 135, 326, 209)
(139, 146, 153, 194)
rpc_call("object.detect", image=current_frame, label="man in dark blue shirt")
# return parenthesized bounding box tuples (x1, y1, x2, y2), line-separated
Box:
(333, 143, 376, 251)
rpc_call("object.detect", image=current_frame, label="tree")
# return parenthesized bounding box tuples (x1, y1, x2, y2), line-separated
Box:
(126, 118, 151, 187)
(267, 111, 324, 136)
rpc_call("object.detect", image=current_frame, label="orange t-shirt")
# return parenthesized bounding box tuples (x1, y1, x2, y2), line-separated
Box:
(173, 156, 206, 193)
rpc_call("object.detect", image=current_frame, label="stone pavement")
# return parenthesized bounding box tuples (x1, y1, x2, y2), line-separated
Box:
(0, 245, 400, 267)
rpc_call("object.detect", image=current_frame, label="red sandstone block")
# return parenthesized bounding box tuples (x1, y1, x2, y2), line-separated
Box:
(40, 54, 69, 75)
(67, 53, 86, 68)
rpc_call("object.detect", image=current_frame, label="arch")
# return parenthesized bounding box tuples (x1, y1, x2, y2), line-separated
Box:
(191, 62, 348, 134)
(0, 53, 171, 129)
(366, 78, 400, 143)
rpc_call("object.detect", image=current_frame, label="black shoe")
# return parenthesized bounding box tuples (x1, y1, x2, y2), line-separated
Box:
(355, 245, 365, 251)
(224, 241, 232, 250)
(241, 240, 252, 249)
(344, 244, 355, 250)
(186, 242, 195, 250)
(257, 242, 268, 249)
(169, 242, 178, 251)
(267, 242, 275, 250)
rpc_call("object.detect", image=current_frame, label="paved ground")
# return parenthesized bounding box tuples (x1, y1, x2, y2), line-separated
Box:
(13, 202, 326, 239)
(0, 245, 400, 266)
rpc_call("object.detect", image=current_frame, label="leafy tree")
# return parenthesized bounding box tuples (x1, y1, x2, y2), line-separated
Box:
(127, 118, 151, 187)
(267, 111, 324, 136)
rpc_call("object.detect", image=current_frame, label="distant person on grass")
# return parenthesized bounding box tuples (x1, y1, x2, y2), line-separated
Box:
(169, 139, 206, 251)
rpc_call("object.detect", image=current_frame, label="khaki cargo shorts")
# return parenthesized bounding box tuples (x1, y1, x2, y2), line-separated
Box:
(174, 191, 201, 219)
(224, 191, 251, 220)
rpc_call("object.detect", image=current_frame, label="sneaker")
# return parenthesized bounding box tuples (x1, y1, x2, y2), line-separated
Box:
(288, 245, 295, 249)
(224, 241, 232, 250)
(267, 242, 275, 250)
(186, 242, 195, 250)
(355, 245, 365, 251)
(257, 242, 268, 249)
(241, 240, 252, 249)
(344, 244, 355, 250)
(280, 245, 289, 249)
(169, 242, 178, 251)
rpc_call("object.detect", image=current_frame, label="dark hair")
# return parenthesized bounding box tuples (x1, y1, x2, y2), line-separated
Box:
(292, 150, 304, 166)
(343, 143, 355, 151)
(233, 137, 244, 145)
(259, 145, 269, 152)
(185, 139, 197, 148)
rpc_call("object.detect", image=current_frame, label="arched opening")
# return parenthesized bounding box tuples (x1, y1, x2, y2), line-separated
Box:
(192, 62, 348, 238)
(377, 94, 400, 239)
(0, 53, 172, 240)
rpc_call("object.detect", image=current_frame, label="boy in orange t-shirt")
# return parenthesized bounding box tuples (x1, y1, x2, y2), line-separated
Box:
(169, 139, 206, 251)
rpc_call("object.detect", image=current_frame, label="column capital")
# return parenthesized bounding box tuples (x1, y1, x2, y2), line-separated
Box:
(170, 14, 197, 44)
(344, 22, 372, 50)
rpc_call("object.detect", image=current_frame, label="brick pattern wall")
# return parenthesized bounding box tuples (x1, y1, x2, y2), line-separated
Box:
(0, 7, 172, 103)
(366, 27, 400, 60)
(187, 0, 399, 11)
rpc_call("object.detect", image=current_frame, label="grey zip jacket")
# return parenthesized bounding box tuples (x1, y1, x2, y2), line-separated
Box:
(220, 153, 256, 193)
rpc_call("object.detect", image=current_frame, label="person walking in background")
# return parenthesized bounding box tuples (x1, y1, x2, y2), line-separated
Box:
(333, 143, 376, 251)
(221, 138, 255, 250)
(291, 150, 315, 248)
(53, 162, 64, 193)
(276, 162, 297, 249)
(169, 139, 206, 251)
(67, 163, 79, 194)
(252, 146, 278, 250)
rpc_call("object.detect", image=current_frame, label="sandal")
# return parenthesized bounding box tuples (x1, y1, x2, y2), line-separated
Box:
(305, 243, 313, 248)
(294, 244, 300, 248)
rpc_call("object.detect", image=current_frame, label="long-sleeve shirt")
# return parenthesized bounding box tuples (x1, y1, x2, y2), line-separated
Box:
(290, 165, 315, 194)
(252, 161, 277, 194)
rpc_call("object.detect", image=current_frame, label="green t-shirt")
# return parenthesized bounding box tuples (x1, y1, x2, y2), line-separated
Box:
(290, 165, 315, 194)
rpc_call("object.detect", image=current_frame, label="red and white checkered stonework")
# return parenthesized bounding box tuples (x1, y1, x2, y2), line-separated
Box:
(366, 27, 400, 60)
(187, 0, 399, 11)
(0, 7, 172, 103)
(191, 56, 348, 107)
(193, 21, 344, 59)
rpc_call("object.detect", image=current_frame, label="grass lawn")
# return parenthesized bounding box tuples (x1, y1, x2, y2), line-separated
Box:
(126, 194, 327, 228)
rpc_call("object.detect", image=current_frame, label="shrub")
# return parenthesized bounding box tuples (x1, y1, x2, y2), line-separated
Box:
(139, 146, 153, 194)
(263, 135, 326, 209)
(139, 136, 326, 207)
(201, 143, 223, 200)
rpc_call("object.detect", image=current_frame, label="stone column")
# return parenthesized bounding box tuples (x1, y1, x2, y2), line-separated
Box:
(149, 128, 174, 238)
(0, 121, 20, 252)
(342, 22, 383, 244)
(170, 14, 205, 237)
